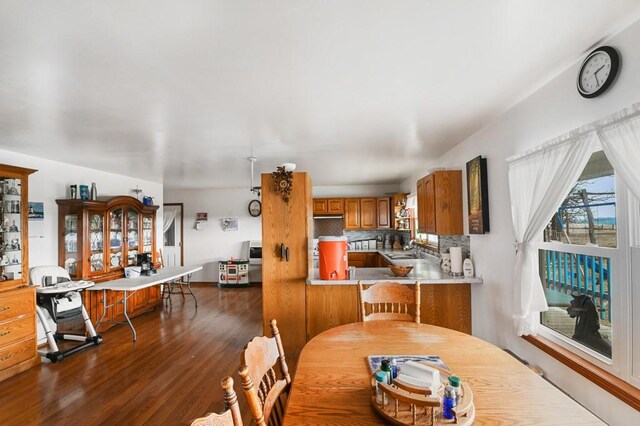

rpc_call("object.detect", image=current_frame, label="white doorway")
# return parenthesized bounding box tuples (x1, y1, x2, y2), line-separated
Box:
(163, 203, 183, 267)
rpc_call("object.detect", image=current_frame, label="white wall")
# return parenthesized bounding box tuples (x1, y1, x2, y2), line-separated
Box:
(314, 184, 402, 198)
(0, 149, 163, 269)
(400, 19, 640, 424)
(163, 187, 262, 282)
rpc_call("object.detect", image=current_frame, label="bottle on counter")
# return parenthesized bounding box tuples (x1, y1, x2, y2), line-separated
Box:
(390, 357, 398, 379)
(374, 371, 388, 406)
(442, 385, 457, 419)
(380, 358, 393, 384)
(448, 375, 462, 404)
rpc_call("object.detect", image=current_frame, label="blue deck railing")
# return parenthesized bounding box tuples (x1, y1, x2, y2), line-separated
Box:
(543, 250, 611, 322)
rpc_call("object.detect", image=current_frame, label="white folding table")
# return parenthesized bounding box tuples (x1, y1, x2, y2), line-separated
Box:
(88, 265, 203, 341)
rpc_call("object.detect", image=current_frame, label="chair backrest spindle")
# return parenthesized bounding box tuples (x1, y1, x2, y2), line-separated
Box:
(358, 281, 421, 323)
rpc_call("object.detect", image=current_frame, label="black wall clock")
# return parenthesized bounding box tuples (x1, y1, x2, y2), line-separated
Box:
(577, 46, 620, 98)
(248, 199, 261, 217)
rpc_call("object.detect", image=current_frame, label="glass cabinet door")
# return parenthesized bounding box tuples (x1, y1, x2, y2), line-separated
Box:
(126, 209, 139, 266)
(109, 208, 123, 270)
(142, 215, 153, 254)
(0, 177, 23, 283)
(63, 214, 79, 277)
(89, 212, 105, 274)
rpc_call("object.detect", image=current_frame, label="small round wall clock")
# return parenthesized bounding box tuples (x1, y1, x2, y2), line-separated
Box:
(577, 46, 620, 98)
(248, 199, 262, 217)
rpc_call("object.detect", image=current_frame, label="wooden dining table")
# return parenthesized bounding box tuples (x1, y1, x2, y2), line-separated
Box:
(283, 321, 603, 425)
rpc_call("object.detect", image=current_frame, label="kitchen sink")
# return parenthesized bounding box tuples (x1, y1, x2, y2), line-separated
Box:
(386, 253, 419, 259)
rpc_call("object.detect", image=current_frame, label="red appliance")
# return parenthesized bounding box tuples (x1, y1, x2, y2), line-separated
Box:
(318, 236, 348, 280)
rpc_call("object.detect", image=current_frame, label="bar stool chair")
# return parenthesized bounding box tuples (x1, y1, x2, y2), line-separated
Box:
(190, 376, 243, 426)
(239, 319, 291, 426)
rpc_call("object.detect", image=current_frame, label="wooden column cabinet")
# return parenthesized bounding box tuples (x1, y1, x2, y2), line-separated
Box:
(0, 163, 39, 383)
(376, 197, 391, 229)
(56, 196, 159, 328)
(359, 198, 377, 229)
(262, 172, 312, 359)
(416, 171, 463, 235)
(344, 198, 361, 229)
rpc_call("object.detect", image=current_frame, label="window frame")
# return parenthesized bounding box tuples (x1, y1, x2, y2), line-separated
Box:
(528, 145, 639, 395)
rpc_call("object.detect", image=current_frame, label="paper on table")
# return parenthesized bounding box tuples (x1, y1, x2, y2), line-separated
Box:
(401, 361, 441, 395)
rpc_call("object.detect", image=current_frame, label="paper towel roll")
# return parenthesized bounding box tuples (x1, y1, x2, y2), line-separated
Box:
(450, 247, 463, 274)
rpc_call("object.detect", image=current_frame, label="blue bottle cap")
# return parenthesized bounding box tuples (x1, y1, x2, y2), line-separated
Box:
(375, 371, 387, 383)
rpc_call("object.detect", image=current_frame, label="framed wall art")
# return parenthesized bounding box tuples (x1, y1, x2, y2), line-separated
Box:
(466, 156, 490, 234)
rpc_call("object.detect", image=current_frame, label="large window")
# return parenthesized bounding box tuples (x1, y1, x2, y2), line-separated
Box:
(540, 151, 616, 359)
(537, 147, 637, 388)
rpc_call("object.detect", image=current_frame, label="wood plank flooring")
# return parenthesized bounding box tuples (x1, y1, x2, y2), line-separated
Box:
(0, 284, 265, 426)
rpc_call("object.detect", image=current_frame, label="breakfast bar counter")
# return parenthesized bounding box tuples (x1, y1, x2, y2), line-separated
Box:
(305, 254, 478, 339)
(308, 251, 483, 285)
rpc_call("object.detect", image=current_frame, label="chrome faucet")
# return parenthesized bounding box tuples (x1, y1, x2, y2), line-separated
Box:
(403, 239, 417, 250)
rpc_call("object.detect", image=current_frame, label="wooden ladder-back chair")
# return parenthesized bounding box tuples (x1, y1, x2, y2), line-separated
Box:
(239, 319, 291, 426)
(358, 281, 421, 323)
(190, 376, 243, 426)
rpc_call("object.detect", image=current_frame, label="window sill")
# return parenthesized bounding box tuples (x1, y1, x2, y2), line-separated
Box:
(522, 334, 640, 410)
(416, 242, 438, 251)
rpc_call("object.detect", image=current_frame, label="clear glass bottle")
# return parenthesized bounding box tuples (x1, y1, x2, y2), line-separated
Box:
(374, 371, 388, 406)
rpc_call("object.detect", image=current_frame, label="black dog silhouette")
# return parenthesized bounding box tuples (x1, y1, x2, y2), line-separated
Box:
(567, 294, 611, 358)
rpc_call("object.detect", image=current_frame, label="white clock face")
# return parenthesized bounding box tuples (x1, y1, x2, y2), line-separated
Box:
(578, 51, 612, 94)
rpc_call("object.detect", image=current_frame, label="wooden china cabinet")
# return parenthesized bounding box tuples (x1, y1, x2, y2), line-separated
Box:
(0, 163, 39, 383)
(56, 196, 160, 327)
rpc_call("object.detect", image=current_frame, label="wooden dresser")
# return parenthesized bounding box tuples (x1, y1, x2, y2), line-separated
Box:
(0, 163, 39, 383)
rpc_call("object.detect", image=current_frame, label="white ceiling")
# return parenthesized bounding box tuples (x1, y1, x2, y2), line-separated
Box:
(1, 1, 640, 189)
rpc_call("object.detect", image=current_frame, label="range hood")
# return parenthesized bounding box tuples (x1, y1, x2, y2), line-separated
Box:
(313, 215, 344, 219)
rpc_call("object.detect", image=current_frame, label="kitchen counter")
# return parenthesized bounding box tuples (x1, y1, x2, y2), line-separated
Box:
(307, 249, 483, 285)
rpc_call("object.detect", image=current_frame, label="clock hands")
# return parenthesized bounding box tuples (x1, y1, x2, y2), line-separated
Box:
(592, 64, 606, 86)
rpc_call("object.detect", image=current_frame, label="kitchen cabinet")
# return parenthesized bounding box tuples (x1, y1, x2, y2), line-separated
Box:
(360, 198, 377, 229)
(313, 198, 344, 215)
(347, 252, 365, 268)
(262, 172, 312, 358)
(345, 198, 377, 230)
(344, 198, 361, 229)
(416, 171, 463, 235)
(348, 252, 382, 268)
(313, 199, 328, 215)
(0, 163, 39, 383)
(56, 196, 160, 328)
(376, 197, 391, 229)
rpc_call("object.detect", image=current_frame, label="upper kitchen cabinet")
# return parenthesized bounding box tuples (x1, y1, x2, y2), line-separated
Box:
(376, 197, 391, 229)
(360, 198, 377, 229)
(344, 198, 361, 229)
(417, 171, 463, 235)
(312, 198, 344, 215)
(56, 196, 159, 281)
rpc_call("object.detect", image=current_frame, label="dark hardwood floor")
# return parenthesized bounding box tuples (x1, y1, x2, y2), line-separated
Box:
(0, 284, 265, 426)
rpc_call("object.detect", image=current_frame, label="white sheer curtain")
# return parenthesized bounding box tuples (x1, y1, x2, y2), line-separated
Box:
(598, 107, 640, 201)
(163, 207, 177, 233)
(508, 132, 597, 335)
